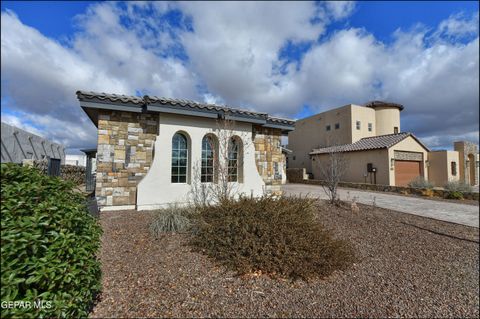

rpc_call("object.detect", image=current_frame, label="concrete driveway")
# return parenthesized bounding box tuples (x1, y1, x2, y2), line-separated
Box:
(283, 184, 479, 228)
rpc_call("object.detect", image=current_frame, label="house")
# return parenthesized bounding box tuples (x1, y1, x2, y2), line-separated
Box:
(77, 91, 294, 211)
(429, 141, 479, 187)
(65, 154, 87, 166)
(288, 101, 479, 187)
(1, 122, 65, 164)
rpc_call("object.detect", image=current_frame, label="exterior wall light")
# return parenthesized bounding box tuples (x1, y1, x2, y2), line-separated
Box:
(425, 160, 430, 167)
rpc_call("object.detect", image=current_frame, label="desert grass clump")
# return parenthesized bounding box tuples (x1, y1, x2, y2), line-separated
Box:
(408, 176, 433, 189)
(444, 180, 473, 193)
(150, 204, 192, 237)
(189, 196, 355, 280)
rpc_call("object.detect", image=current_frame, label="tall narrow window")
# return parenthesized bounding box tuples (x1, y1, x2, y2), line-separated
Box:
(368, 123, 373, 132)
(451, 161, 457, 176)
(171, 133, 188, 183)
(326, 125, 331, 131)
(356, 121, 361, 130)
(394, 127, 399, 134)
(228, 137, 239, 182)
(201, 135, 215, 183)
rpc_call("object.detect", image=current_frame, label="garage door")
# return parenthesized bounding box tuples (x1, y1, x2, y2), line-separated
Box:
(395, 160, 421, 187)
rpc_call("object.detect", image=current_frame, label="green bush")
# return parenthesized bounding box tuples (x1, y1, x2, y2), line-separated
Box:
(189, 196, 354, 280)
(150, 204, 192, 237)
(408, 176, 433, 189)
(1, 163, 102, 318)
(444, 180, 473, 193)
(445, 191, 464, 200)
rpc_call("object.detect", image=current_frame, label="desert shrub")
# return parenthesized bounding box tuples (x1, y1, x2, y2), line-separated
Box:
(189, 196, 354, 280)
(445, 191, 464, 200)
(1, 163, 102, 318)
(408, 176, 433, 189)
(150, 204, 192, 237)
(444, 181, 473, 193)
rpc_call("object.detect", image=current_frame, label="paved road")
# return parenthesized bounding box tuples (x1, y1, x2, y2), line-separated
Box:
(283, 184, 479, 228)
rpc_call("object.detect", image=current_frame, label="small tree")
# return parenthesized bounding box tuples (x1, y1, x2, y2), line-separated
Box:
(188, 116, 252, 205)
(316, 149, 348, 204)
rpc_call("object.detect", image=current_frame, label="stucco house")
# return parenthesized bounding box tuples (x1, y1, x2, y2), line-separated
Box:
(429, 141, 479, 187)
(288, 101, 478, 187)
(77, 91, 294, 211)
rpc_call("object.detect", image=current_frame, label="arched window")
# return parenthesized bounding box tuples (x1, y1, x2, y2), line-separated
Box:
(171, 133, 188, 183)
(228, 137, 242, 182)
(201, 135, 215, 183)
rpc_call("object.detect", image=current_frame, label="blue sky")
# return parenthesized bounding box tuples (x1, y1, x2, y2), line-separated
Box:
(1, 1, 478, 152)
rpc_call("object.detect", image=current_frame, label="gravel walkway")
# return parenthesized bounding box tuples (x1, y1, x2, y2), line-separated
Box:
(90, 204, 479, 318)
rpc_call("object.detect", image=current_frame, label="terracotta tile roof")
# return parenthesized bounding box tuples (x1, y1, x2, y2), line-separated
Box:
(145, 95, 267, 119)
(310, 132, 429, 155)
(76, 91, 295, 126)
(365, 100, 404, 111)
(76, 91, 144, 105)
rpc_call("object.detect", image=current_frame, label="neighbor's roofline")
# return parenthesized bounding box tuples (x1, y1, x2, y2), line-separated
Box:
(309, 132, 429, 155)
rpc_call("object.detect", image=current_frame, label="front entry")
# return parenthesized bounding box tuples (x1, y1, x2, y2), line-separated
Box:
(395, 160, 422, 187)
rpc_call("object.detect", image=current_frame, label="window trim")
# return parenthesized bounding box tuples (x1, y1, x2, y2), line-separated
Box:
(201, 135, 216, 183)
(227, 136, 243, 183)
(228, 137, 239, 182)
(171, 132, 189, 184)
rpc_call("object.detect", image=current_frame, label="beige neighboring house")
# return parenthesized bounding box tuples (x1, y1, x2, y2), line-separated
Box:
(288, 101, 479, 187)
(309, 132, 429, 187)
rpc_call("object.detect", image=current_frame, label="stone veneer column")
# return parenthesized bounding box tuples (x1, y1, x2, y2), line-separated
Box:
(96, 110, 158, 207)
(253, 125, 284, 195)
(454, 141, 478, 185)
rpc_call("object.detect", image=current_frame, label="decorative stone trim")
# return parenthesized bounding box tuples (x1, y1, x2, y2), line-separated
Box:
(394, 151, 423, 161)
(95, 110, 158, 207)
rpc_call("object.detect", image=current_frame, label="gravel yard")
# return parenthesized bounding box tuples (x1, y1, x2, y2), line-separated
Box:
(90, 202, 479, 318)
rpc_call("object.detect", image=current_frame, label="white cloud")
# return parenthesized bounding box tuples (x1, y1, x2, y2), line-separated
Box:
(433, 11, 479, 40)
(324, 1, 356, 20)
(1, 2, 478, 152)
(1, 4, 199, 149)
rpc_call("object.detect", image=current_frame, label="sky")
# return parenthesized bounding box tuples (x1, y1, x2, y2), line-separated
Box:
(1, 1, 479, 154)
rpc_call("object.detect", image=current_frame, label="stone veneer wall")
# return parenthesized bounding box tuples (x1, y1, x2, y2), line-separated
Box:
(454, 141, 478, 186)
(23, 159, 86, 185)
(286, 168, 308, 183)
(253, 125, 283, 195)
(96, 110, 158, 207)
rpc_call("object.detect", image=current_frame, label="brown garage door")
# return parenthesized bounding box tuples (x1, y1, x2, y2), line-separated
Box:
(395, 160, 421, 187)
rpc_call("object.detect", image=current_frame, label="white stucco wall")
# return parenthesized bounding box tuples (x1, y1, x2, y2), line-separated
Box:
(137, 113, 265, 210)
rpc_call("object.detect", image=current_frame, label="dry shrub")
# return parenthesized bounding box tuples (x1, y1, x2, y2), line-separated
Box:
(189, 196, 355, 280)
(421, 189, 434, 197)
